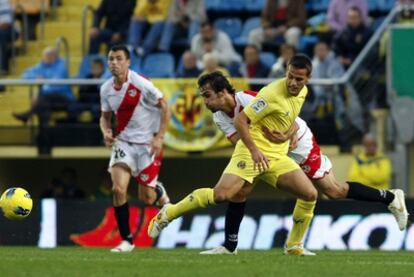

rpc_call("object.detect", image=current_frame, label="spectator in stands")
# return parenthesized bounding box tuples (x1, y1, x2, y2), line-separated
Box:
(191, 21, 242, 69)
(176, 50, 201, 78)
(0, 0, 13, 75)
(348, 133, 392, 190)
(128, 0, 172, 56)
(200, 52, 230, 77)
(327, 0, 368, 34)
(236, 44, 270, 90)
(159, 0, 206, 52)
(268, 43, 296, 78)
(93, 168, 113, 200)
(89, 0, 136, 54)
(70, 58, 105, 123)
(12, 46, 74, 126)
(333, 6, 372, 69)
(248, 0, 306, 49)
(41, 167, 85, 199)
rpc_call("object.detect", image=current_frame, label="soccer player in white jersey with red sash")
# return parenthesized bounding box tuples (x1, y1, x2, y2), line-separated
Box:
(197, 72, 408, 255)
(100, 45, 170, 252)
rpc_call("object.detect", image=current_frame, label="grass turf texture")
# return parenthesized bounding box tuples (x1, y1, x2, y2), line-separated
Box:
(0, 247, 413, 276)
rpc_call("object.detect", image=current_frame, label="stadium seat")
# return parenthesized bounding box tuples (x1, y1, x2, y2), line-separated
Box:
(214, 17, 243, 40)
(245, 0, 265, 12)
(377, 0, 395, 12)
(77, 54, 107, 78)
(310, 0, 330, 12)
(205, 0, 220, 11)
(234, 17, 261, 47)
(215, 0, 246, 11)
(260, 52, 276, 69)
(141, 53, 175, 78)
(368, 0, 378, 12)
(298, 35, 319, 54)
(129, 52, 142, 73)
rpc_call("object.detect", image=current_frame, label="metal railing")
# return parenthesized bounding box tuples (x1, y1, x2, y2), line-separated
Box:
(81, 5, 95, 57)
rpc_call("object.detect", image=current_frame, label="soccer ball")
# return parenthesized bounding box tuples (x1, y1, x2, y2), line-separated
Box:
(0, 187, 33, 220)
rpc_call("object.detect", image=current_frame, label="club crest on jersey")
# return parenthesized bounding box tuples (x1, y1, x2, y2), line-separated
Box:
(237, 160, 246, 169)
(140, 174, 149, 182)
(252, 98, 267, 113)
(128, 89, 137, 97)
(301, 165, 311, 173)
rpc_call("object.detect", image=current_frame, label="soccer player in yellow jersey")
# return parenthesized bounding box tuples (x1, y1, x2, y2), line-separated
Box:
(148, 55, 318, 243)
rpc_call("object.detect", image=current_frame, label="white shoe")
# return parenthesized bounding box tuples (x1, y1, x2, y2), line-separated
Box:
(199, 246, 238, 255)
(110, 240, 135, 253)
(284, 244, 316, 256)
(388, 189, 409, 230)
(148, 204, 171, 238)
(155, 181, 170, 207)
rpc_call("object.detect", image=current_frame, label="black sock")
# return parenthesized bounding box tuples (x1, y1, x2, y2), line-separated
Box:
(223, 201, 246, 252)
(346, 182, 395, 206)
(114, 202, 133, 244)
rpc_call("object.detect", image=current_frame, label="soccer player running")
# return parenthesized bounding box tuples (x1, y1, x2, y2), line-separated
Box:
(148, 55, 319, 242)
(100, 45, 170, 252)
(196, 71, 409, 255)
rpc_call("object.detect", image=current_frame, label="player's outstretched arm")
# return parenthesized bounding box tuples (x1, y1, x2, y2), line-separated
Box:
(234, 111, 269, 172)
(100, 111, 115, 148)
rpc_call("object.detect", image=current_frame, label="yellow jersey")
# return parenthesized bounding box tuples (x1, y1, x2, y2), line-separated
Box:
(134, 0, 172, 23)
(242, 78, 308, 157)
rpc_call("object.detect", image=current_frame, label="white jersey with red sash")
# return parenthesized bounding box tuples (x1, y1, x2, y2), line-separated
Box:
(100, 70, 164, 187)
(213, 91, 332, 180)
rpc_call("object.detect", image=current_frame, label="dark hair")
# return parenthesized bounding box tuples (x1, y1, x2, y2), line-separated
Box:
(109, 44, 130, 60)
(349, 5, 362, 15)
(245, 44, 260, 52)
(91, 58, 104, 67)
(200, 20, 213, 29)
(287, 54, 312, 75)
(198, 71, 236, 95)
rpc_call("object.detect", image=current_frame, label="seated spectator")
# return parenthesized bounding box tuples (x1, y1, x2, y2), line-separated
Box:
(348, 133, 392, 190)
(41, 167, 85, 199)
(128, 0, 172, 56)
(89, 0, 136, 54)
(268, 44, 296, 79)
(333, 6, 372, 69)
(69, 58, 105, 122)
(200, 52, 230, 77)
(327, 0, 368, 34)
(176, 50, 201, 78)
(248, 0, 306, 49)
(191, 21, 242, 69)
(12, 46, 74, 126)
(159, 0, 206, 52)
(236, 44, 270, 90)
(0, 0, 13, 75)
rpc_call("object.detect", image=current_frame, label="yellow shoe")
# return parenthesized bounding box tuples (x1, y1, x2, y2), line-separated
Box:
(148, 204, 171, 238)
(284, 244, 316, 256)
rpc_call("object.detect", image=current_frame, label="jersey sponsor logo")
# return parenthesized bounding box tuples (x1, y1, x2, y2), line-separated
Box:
(128, 89, 138, 97)
(237, 161, 246, 169)
(251, 98, 267, 113)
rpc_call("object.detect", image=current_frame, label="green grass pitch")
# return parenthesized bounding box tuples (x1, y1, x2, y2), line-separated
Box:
(0, 247, 413, 276)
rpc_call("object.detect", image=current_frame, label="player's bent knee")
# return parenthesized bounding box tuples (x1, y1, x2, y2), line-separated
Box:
(112, 185, 127, 197)
(213, 188, 232, 203)
(303, 188, 318, 202)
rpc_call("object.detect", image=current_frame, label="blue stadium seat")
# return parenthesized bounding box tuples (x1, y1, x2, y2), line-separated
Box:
(368, 0, 378, 12)
(310, 0, 330, 12)
(214, 17, 243, 40)
(129, 52, 142, 72)
(260, 52, 277, 69)
(298, 35, 319, 53)
(205, 0, 220, 11)
(77, 54, 107, 78)
(141, 53, 175, 78)
(245, 0, 265, 12)
(234, 17, 261, 47)
(214, 0, 245, 11)
(377, 0, 395, 12)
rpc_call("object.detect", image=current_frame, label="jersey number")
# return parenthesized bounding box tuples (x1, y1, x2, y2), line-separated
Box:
(114, 148, 126, 159)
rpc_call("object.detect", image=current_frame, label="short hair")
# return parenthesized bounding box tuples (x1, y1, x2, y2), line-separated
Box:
(91, 58, 104, 67)
(245, 44, 260, 52)
(200, 20, 213, 29)
(287, 54, 312, 75)
(198, 71, 236, 95)
(109, 45, 130, 60)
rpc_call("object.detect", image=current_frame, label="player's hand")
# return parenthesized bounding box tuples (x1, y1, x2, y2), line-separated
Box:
(289, 133, 298, 151)
(103, 129, 115, 148)
(262, 127, 288, 143)
(251, 148, 269, 172)
(150, 136, 163, 157)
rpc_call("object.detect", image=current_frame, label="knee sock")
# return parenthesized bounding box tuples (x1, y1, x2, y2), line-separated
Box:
(346, 181, 394, 205)
(167, 188, 215, 220)
(223, 202, 246, 252)
(286, 199, 316, 248)
(114, 202, 133, 244)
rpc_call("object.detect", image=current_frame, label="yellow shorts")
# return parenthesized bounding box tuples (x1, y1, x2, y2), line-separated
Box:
(223, 148, 300, 187)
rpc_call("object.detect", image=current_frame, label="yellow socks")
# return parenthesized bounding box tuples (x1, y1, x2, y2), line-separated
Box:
(167, 188, 215, 220)
(286, 199, 316, 248)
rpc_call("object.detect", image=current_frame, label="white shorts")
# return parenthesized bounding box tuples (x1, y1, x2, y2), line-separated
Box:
(108, 139, 162, 188)
(289, 133, 332, 180)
